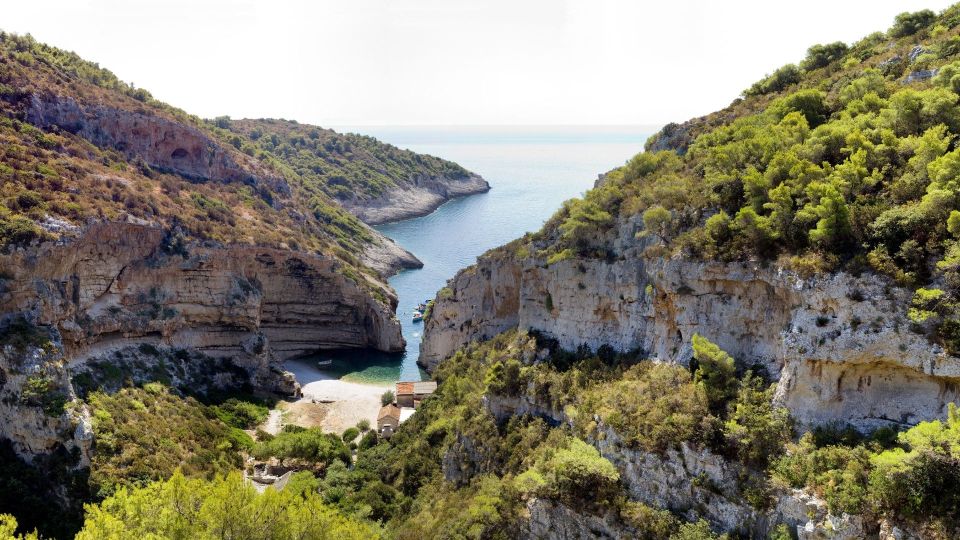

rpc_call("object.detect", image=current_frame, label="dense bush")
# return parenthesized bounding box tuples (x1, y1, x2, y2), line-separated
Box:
(0, 515, 38, 540)
(691, 333, 738, 411)
(515, 436, 621, 506)
(745, 64, 802, 96)
(252, 425, 351, 466)
(87, 384, 247, 497)
(890, 10, 937, 37)
(800, 42, 849, 71)
(76, 471, 378, 539)
(581, 362, 712, 452)
(773, 404, 960, 533)
(211, 397, 270, 429)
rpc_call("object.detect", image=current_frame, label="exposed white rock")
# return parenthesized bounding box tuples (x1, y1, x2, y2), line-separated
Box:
(340, 173, 490, 225)
(422, 219, 959, 431)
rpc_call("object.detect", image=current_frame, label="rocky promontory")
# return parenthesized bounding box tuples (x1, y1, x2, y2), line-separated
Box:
(340, 172, 490, 225)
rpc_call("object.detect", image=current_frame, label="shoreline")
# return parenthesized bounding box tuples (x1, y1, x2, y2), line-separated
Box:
(270, 359, 394, 435)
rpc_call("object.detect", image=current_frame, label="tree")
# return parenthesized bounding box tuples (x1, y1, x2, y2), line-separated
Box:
(559, 198, 613, 251)
(642, 205, 672, 242)
(773, 89, 829, 127)
(691, 334, 738, 411)
(705, 210, 732, 247)
(516, 438, 620, 506)
(381, 390, 395, 406)
(745, 64, 801, 96)
(732, 207, 777, 256)
(934, 61, 960, 94)
(0, 515, 38, 540)
(76, 471, 378, 540)
(948, 210, 960, 237)
(356, 419, 371, 432)
(800, 42, 849, 71)
(798, 181, 851, 250)
(723, 374, 792, 466)
(889, 10, 936, 38)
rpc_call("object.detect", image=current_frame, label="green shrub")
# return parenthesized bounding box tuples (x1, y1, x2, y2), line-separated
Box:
(87, 386, 245, 497)
(581, 362, 712, 452)
(800, 42, 849, 71)
(889, 10, 936, 38)
(76, 471, 377, 539)
(722, 374, 792, 467)
(516, 437, 620, 506)
(211, 398, 269, 429)
(620, 502, 679, 539)
(381, 390, 394, 406)
(252, 426, 351, 466)
(691, 334, 738, 412)
(342, 427, 360, 443)
(745, 64, 802, 96)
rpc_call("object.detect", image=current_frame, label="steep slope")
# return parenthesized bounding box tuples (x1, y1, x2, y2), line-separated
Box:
(414, 6, 960, 538)
(0, 30, 466, 537)
(423, 5, 960, 433)
(0, 26, 485, 482)
(0, 32, 437, 276)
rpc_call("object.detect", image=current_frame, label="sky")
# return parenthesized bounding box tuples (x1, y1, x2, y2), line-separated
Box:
(4, 0, 958, 126)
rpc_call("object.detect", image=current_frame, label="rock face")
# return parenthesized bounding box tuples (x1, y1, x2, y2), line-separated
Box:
(596, 426, 809, 537)
(524, 499, 633, 539)
(0, 221, 404, 461)
(340, 172, 490, 225)
(27, 93, 287, 194)
(476, 387, 871, 538)
(360, 234, 424, 277)
(421, 218, 959, 432)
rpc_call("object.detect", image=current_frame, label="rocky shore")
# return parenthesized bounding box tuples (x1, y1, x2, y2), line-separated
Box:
(341, 172, 490, 225)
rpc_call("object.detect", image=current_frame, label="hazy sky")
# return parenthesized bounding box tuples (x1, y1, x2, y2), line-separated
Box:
(4, 1, 957, 126)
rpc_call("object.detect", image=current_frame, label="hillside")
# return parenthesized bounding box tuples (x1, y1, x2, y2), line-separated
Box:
(219, 118, 489, 224)
(9, 5, 960, 540)
(416, 5, 960, 538)
(0, 30, 476, 538)
(0, 31, 485, 274)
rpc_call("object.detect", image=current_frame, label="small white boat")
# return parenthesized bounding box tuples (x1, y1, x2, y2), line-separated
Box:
(317, 359, 333, 367)
(412, 311, 423, 322)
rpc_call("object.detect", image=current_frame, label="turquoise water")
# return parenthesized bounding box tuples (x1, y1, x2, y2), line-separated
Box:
(308, 126, 653, 383)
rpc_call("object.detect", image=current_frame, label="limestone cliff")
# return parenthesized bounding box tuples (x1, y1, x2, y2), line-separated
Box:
(476, 384, 883, 538)
(421, 216, 959, 433)
(0, 221, 404, 462)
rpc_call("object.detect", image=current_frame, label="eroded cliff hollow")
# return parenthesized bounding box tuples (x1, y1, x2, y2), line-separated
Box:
(0, 221, 404, 462)
(421, 217, 959, 433)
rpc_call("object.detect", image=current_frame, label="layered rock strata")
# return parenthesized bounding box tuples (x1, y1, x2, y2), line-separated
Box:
(0, 221, 404, 461)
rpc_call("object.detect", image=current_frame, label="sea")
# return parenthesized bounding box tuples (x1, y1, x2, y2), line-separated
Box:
(290, 126, 654, 385)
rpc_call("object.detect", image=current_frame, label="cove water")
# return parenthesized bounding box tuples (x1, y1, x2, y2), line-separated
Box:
(312, 126, 654, 384)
